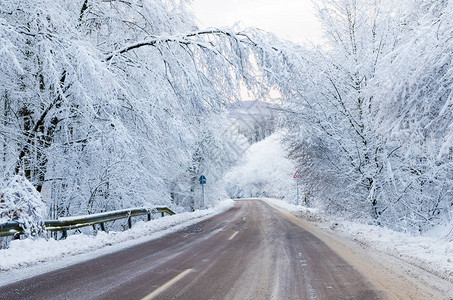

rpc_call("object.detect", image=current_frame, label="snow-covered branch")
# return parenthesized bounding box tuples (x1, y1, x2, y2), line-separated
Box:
(104, 29, 270, 62)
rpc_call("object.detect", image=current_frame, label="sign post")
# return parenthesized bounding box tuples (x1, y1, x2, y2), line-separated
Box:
(293, 171, 302, 205)
(199, 175, 207, 209)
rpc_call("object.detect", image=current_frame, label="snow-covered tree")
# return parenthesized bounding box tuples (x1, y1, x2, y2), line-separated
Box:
(0, 0, 290, 218)
(282, 0, 396, 220)
(281, 0, 453, 233)
(366, 0, 453, 231)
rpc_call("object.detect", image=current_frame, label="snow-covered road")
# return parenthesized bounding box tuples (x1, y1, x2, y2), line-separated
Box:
(2, 199, 452, 299)
(0, 199, 384, 299)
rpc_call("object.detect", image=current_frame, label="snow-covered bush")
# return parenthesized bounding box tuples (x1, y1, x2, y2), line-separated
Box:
(0, 176, 47, 236)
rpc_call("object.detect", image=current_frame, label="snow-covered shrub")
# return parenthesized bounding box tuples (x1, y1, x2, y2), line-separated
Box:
(0, 175, 47, 236)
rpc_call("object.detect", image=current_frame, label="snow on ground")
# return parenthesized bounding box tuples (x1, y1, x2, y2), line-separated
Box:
(267, 198, 453, 285)
(330, 220, 453, 283)
(224, 131, 296, 201)
(0, 199, 235, 285)
(265, 198, 320, 219)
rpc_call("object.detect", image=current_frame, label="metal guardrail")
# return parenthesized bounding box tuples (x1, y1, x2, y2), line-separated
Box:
(0, 222, 22, 237)
(0, 206, 175, 237)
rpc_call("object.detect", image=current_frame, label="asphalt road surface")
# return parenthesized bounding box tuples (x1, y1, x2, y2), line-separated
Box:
(0, 200, 386, 299)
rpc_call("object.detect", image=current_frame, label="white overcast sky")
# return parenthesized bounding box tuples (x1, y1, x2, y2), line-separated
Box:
(191, 0, 324, 45)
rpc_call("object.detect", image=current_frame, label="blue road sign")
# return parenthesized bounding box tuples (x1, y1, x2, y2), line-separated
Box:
(199, 175, 206, 209)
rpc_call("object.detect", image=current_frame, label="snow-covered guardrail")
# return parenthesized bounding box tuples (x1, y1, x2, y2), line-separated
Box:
(0, 206, 175, 238)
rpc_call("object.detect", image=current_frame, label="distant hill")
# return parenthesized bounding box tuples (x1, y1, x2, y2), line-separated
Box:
(228, 100, 276, 121)
(227, 100, 279, 143)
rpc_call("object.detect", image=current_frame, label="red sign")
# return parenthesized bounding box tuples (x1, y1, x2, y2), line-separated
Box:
(293, 171, 302, 179)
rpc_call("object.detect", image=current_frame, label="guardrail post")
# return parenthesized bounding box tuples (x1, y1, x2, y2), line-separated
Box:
(62, 230, 68, 239)
(161, 212, 164, 217)
(147, 213, 151, 221)
(127, 216, 132, 229)
(100, 222, 106, 232)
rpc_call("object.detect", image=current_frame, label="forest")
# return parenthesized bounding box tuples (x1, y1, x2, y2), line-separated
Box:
(1, 0, 452, 235)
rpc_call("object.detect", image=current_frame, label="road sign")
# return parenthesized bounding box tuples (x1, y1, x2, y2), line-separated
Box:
(199, 175, 206, 209)
(293, 171, 302, 179)
(199, 175, 207, 184)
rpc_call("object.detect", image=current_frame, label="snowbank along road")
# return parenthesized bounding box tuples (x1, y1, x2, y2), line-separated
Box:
(0, 199, 445, 299)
